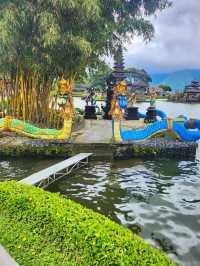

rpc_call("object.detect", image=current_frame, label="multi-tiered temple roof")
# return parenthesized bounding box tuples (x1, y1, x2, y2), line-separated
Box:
(112, 46, 127, 82)
(184, 80, 200, 93)
(184, 80, 200, 102)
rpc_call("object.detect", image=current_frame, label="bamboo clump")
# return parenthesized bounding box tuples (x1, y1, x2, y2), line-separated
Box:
(0, 73, 64, 129)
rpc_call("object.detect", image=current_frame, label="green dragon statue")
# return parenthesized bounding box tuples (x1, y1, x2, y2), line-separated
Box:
(0, 77, 74, 140)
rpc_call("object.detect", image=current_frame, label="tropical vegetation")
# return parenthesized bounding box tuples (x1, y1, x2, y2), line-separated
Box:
(159, 84, 172, 92)
(0, 181, 176, 266)
(0, 0, 171, 126)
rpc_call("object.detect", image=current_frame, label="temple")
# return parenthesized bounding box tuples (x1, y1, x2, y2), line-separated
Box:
(103, 46, 126, 119)
(183, 80, 200, 102)
(126, 68, 151, 95)
(1, 48, 200, 144)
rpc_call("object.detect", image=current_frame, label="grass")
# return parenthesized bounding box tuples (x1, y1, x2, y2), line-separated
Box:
(0, 181, 177, 266)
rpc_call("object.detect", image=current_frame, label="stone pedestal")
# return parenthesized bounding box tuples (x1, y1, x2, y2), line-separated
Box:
(84, 106, 97, 120)
(145, 107, 157, 123)
(125, 107, 139, 120)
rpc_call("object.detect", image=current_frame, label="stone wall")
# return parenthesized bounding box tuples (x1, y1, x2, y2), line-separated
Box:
(0, 136, 197, 160)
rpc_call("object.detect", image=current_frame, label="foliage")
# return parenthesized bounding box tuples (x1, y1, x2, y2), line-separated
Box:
(84, 65, 153, 93)
(87, 63, 112, 89)
(0, 0, 171, 125)
(0, 99, 8, 112)
(126, 67, 152, 83)
(159, 84, 172, 92)
(75, 108, 84, 115)
(84, 65, 152, 90)
(0, 181, 176, 266)
(0, 0, 171, 77)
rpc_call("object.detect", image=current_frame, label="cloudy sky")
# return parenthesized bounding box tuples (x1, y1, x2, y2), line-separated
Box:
(124, 0, 200, 74)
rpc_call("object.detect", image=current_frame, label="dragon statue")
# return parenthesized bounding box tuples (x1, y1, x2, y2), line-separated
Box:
(0, 76, 74, 140)
(109, 80, 128, 142)
(110, 81, 200, 143)
(109, 80, 128, 115)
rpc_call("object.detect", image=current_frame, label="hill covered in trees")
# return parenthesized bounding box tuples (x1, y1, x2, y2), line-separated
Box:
(151, 69, 200, 91)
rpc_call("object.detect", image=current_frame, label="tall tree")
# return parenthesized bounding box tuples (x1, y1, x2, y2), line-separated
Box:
(88, 63, 112, 89)
(0, 0, 171, 125)
(126, 68, 152, 83)
(0, 0, 171, 77)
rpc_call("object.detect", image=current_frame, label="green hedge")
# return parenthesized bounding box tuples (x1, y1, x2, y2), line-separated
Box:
(0, 182, 176, 266)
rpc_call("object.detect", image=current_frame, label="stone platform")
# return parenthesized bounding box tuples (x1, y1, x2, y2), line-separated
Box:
(0, 135, 197, 160)
(0, 119, 198, 160)
(72, 119, 145, 144)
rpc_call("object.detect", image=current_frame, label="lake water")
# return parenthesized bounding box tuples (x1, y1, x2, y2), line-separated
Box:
(1, 101, 200, 265)
(1, 155, 200, 266)
(75, 97, 200, 119)
(48, 157, 200, 266)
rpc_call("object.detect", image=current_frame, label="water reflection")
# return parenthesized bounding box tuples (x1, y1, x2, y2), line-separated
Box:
(48, 158, 200, 266)
(0, 158, 60, 181)
(0, 155, 200, 265)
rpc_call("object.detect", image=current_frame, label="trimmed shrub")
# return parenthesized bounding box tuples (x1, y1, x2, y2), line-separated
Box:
(0, 181, 177, 266)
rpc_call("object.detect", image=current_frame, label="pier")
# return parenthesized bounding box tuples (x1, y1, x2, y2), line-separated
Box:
(19, 153, 92, 187)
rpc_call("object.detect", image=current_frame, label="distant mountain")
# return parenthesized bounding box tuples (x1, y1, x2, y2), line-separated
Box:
(150, 69, 200, 91)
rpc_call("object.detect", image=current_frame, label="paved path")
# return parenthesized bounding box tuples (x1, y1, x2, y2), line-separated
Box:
(72, 119, 145, 143)
(72, 120, 112, 143)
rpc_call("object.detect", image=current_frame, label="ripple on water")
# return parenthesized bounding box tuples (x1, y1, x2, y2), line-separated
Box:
(0, 158, 61, 181)
(47, 159, 200, 266)
(0, 161, 24, 180)
(1, 157, 200, 266)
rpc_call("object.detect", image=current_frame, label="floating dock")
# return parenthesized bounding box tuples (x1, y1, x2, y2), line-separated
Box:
(19, 153, 92, 187)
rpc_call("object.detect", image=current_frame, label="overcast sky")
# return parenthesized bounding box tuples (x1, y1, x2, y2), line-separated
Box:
(124, 0, 200, 74)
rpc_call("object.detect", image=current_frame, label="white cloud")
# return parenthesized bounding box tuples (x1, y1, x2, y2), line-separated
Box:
(125, 0, 200, 73)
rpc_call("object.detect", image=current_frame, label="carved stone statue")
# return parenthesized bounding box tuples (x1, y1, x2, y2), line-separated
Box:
(113, 80, 128, 97)
(85, 89, 97, 107)
(149, 88, 157, 108)
(58, 76, 74, 119)
(109, 80, 128, 117)
(127, 92, 137, 108)
(84, 88, 97, 119)
(145, 88, 157, 123)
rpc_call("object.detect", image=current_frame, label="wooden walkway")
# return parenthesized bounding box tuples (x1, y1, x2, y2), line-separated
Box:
(19, 153, 92, 187)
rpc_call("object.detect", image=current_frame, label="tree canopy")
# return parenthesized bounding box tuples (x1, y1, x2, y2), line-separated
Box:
(0, 0, 171, 78)
(85, 65, 152, 90)
(126, 67, 152, 83)
(159, 84, 172, 91)
(84, 63, 112, 89)
(0, 0, 171, 126)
